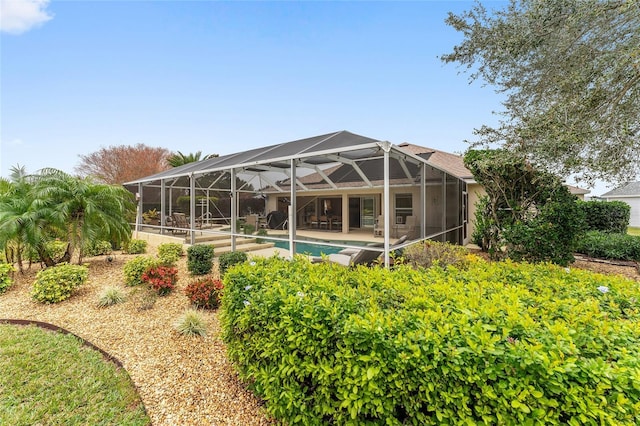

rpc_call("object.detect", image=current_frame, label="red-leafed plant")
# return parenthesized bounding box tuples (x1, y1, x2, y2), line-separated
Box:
(184, 277, 224, 309)
(141, 265, 178, 296)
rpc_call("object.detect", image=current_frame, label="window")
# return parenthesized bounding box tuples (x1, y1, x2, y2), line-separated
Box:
(395, 194, 412, 223)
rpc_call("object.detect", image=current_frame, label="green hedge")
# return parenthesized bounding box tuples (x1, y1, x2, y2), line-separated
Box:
(32, 264, 89, 303)
(579, 200, 630, 234)
(187, 244, 215, 275)
(576, 230, 640, 261)
(221, 256, 640, 425)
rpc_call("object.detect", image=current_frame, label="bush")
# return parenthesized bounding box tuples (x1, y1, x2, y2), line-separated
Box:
(82, 240, 113, 257)
(97, 286, 126, 307)
(0, 263, 15, 294)
(187, 245, 215, 275)
(123, 256, 159, 287)
(255, 228, 268, 244)
(141, 265, 178, 296)
(221, 256, 640, 425)
(400, 240, 471, 270)
(185, 277, 224, 309)
(576, 230, 640, 261)
(579, 200, 630, 233)
(123, 239, 147, 255)
(157, 243, 184, 265)
(218, 251, 248, 277)
(32, 264, 89, 303)
(173, 309, 207, 336)
(28, 240, 68, 263)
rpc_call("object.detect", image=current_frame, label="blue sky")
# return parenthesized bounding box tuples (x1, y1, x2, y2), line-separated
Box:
(0, 0, 612, 195)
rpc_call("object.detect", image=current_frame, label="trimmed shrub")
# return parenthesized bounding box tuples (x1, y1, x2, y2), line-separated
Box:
(185, 277, 224, 309)
(123, 239, 147, 255)
(218, 251, 248, 277)
(255, 228, 268, 244)
(157, 243, 184, 266)
(0, 263, 15, 294)
(141, 265, 178, 296)
(123, 256, 159, 287)
(82, 240, 113, 257)
(576, 230, 640, 261)
(579, 200, 630, 234)
(97, 286, 126, 307)
(32, 264, 89, 303)
(28, 240, 68, 263)
(400, 240, 471, 270)
(174, 309, 207, 336)
(187, 245, 215, 275)
(221, 256, 640, 425)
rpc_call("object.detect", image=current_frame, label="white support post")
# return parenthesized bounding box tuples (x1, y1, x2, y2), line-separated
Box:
(420, 163, 426, 239)
(231, 168, 237, 252)
(160, 179, 166, 234)
(382, 142, 391, 268)
(289, 159, 297, 258)
(190, 174, 196, 245)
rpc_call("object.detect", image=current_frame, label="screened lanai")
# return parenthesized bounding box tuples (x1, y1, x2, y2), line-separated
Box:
(125, 130, 469, 267)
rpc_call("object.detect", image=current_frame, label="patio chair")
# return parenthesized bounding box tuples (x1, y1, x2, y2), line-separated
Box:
(395, 215, 417, 238)
(373, 215, 384, 237)
(322, 236, 409, 267)
(171, 212, 189, 235)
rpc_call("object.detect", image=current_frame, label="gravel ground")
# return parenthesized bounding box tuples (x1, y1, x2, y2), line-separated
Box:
(0, 244, 273, 426)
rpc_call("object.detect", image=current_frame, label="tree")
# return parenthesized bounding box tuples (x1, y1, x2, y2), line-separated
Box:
(442, 0, 640, 186)
(75, 143, 172, 184)
(33, 169, 135, 264)
(0, 166, 56, 271)
(166, 151, 218, 167)
(464, 149, 584, 266)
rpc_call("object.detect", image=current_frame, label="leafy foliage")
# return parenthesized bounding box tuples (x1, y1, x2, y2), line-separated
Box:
(400, 240, 471, 270)
(173, 309, 207, 337)
(123, 256, 159, 287)
(218, 251, 248, 277)
(222, 256, 640, 425)
(82, 240, 113, 257)
(123, 239, 147, 255)
(0, 263, 15, 294)
(141, 265, 178, 296)
(442, 0, 640, 185)
(579, 200, 631, 234)
(576, 231, 640, 262)
(186, 244, 214, 275)
(97, 286, 126, 307)
(32, 264, 89, 303)
(75, 143, 171, 184)
(157, 243, 184, 266)
(464, 149, 583, 265)
(184, 277, 224, 309)
(166, 151, 218, 168)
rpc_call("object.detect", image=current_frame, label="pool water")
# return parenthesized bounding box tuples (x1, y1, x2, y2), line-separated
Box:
(272, 241, 344, 257)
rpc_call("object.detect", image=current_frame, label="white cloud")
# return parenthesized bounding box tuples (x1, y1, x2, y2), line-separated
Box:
(0, 0, 53, 35)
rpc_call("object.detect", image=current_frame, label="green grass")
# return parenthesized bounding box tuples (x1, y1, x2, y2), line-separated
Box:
(628, 227, 640, 236)
(0, 324, 150, 426)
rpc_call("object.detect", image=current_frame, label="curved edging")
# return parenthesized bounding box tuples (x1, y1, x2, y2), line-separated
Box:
(0, 318, 149, 418)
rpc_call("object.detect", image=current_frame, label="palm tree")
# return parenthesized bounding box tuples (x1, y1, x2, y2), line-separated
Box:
(32, 169, 135, 264)
(166, 151, 218, 167)
(0, 165, 56, 271)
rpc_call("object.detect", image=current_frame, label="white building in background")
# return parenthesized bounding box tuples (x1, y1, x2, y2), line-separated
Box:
(601, 182, 640, 227)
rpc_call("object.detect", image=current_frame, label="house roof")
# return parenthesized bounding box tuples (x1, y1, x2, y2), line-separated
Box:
(566, 185, 590, 195)
(396, 143, 474, 180)
(125, 130, 468, 191)
(601, 181, 640, 198)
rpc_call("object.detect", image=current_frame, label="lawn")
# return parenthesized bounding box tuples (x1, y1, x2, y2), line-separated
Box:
(0, 323, 150, 426)
(629, 227, 640, 236)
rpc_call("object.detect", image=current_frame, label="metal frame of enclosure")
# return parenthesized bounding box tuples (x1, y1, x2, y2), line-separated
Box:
(125, 131, 467, 268)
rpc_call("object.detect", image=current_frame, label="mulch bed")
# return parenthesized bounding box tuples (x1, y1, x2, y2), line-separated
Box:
(0, 245, 273, 426)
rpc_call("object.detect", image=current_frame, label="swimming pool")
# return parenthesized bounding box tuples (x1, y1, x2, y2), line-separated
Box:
(272, 241, 345, 257)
